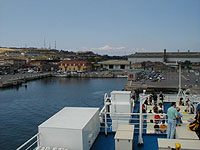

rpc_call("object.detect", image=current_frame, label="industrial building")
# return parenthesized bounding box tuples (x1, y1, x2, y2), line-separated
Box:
(128, 49, 200, 63)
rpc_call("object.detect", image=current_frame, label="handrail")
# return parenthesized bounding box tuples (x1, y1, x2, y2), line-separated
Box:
(25, 140, 37, 150)
(16, 133, 39, 150)
(99, 105, 106, 115)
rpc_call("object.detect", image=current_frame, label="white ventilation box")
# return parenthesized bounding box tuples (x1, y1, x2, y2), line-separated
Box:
(110, 91, 132, 115)
(110, 91, 132, 131)
(38, 107, 100, 150)
(111, 91, 132, 104)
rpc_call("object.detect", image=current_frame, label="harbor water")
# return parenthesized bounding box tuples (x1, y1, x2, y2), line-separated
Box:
(0, 77, 126, 150)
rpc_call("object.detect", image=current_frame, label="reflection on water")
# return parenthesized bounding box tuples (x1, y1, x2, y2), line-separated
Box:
(0, 77, 126, 150)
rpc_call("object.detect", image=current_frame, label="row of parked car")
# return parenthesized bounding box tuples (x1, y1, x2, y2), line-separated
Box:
(147, 72, 165, 82)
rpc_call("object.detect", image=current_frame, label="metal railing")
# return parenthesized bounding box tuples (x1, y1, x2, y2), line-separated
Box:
(99, 110, 195, 134)
(16, 133, 39, 150)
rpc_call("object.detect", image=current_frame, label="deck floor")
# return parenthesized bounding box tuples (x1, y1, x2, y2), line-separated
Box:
(91, 132, 166, 150)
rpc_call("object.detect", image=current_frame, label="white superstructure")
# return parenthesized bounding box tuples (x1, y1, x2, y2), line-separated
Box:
(38, 107, 100, 150)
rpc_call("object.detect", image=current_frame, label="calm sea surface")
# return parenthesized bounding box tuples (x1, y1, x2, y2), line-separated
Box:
(0, 77, 126, 150)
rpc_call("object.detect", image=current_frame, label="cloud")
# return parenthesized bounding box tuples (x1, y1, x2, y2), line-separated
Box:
(91, 45, 126, 51)
(63, 45, 149, 56)
(90, 45, 128, 56)
(132, 48, 146, 52)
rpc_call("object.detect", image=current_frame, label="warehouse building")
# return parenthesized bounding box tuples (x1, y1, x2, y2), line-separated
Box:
(128, 49, 200, 63)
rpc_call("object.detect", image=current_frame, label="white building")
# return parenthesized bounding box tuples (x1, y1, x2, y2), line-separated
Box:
(100, 60, 130, 70)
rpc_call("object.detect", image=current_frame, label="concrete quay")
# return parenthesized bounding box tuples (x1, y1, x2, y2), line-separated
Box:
(125, 72, 200, 94)
(0, 72, 52, 88)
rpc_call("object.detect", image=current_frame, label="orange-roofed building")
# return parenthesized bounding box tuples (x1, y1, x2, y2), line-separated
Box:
(59, 60, 91, 72)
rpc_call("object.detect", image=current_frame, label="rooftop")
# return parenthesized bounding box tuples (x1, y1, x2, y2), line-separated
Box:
(39, 107, 99, 129)
(100, 60, 130, 65)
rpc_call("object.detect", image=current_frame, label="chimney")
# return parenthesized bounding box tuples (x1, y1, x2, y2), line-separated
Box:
(163, 49, 167, 63)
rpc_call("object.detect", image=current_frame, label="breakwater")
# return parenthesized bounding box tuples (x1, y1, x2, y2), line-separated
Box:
(0, 72, 51, 88)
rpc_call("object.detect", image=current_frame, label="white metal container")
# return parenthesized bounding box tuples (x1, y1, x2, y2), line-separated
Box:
(114, 130, 134, 150)
(112, 120, 130, 132)
(110, 91, 132, 114)
(110, 91, 132, 131)
(111, 91, 132, 104)
(38, 107, 100, 150)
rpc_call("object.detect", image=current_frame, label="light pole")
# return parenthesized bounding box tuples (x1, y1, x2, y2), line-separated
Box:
(177, 60, 183, 97)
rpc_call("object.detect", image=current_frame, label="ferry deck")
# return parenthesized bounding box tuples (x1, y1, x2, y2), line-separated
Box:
(16, 91, 200, 150)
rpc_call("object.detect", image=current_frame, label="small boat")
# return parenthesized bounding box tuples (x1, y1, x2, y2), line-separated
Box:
(53, 73, 68, 78)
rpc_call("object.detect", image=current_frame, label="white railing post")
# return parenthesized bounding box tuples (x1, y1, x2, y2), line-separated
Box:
(104, 111, 107, 135)
(138, 96, 144, 146)
(37, 133, 40, 147)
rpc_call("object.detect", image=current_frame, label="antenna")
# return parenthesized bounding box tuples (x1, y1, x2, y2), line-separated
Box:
(55, 41, 56, 50)
(44, 37, 46, 48)
(49, 43, 51, 49)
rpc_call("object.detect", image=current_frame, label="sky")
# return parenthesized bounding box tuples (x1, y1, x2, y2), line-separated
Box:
(0, 0, 200, 56)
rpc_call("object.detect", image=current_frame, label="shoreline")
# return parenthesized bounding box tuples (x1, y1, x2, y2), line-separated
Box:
(0, 72, 127, 88)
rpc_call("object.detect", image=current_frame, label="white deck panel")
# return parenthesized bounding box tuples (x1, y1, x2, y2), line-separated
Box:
(114, 130, 134, 140)
(177, 106, 189, 113)
(147, 106, 153, 113)
(146, 123, 155, 134)
(164, 94, 178, 103)
(117, 125, 135, 131)
(176, 123, 199, 140)
(158, 138, 200, 150)
(146, 114, 155, 133)
(39, 107, 99, 129)
(182, 114, 195, 123)
(111, 91, 131, 104)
